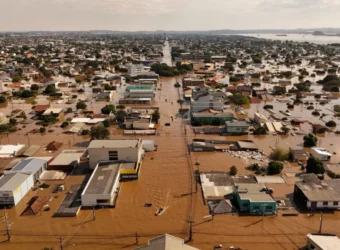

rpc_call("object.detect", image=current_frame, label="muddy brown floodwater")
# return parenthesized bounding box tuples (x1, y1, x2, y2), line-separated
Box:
(1, 76, 340, 250)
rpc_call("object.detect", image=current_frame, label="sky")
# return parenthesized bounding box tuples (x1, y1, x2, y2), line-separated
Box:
(1, 0, 340, 31)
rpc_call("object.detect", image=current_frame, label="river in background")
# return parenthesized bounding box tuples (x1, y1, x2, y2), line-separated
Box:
(232, 33, 340, 44)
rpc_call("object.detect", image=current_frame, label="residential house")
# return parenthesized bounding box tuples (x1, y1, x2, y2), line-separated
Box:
(306, 234, 340, 250)
(191, 111, 235, 126)
(294, 174, 340, 210)
(134, 234, 200, 250)
(42, 108, 64, 122)
(310, 147, 332, 161)
(225, 121, 249, 135)
(290, 149, 309, 162)
(191, 92, 227, 113)
(96, 91, 114, 102)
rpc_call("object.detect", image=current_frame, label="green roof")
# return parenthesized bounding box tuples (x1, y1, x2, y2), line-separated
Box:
(126, 85, 154, 91)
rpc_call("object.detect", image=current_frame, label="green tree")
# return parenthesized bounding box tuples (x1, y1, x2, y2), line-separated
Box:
(115, 110, 127, 123)
(303, 133, 318, 147)
(30, 84, 40, 91)
(90, 126, 110, 140)
(44, 85, 57, 95)
(306, 156, 325, 174)
(326, 120, 336, 127)
(39, 127, 46, 133)
(152, 110, 160, 123)
(102, 119, 110, 127)
(253, 126, 267, 135)
(230, 165, 238, 176)
(229, 93, 249, 106)
(0, 95, 7, 103)
(270, 148, 289, 161)
(267, 161, 284, 175)
(61, 121, 69, 128)
(76, 101, 87, 110)
(101, 104, 116, 114)
(9, 118, 17, 126)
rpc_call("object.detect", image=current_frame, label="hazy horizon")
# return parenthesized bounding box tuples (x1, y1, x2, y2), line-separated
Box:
(1, 0, 340, 31)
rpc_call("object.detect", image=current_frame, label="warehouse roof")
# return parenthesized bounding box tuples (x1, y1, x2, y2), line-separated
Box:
(83, 162, 120, 195)
(295, 180, 340, 202)
(225, 121, 249, 127)
(255, 176, 286, 184)
(0, 173, 31, 191)
(89, 139, 141, 149)
(49, 150, 85, 166)
(11, 158, 47, 173)
(236, 140, 258, 150)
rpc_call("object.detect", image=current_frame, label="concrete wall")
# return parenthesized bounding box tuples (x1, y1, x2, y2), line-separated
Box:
(133, 121, 150, 130)
(88, 147, 143, 169)
(226, 126, 249, 134)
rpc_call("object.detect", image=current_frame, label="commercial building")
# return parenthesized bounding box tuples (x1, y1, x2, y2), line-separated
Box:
(48, 150, 86, 171)
(88, 139, 144, 169)
(123, 116, 153, 130)
(125, 85, 155, 98)
(294, 174, 340, 210)
(310, 147, 332, 161)
(95, 91, 114, 102)
(190, 93, 227, 113)
(0, 172, 34, 205)
(233, 183, 276, 214)
(191, 112, 235, 126)
(306, 234, 340, 250)
(119, 98, 151, 105)
(127, 64, 147, 76)
(135, 234, 200, 250)
(225, 121, 249, 135)
(81, 162, 120, 207)
(182, 77, 205, 88)
(9, 158, 47, 182)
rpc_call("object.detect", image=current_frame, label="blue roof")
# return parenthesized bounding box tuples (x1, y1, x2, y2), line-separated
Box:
(11, 158, 47, 173)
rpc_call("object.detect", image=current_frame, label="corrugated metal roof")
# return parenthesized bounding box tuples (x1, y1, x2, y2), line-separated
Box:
(11, 158, 46, 173)
(0, 173, 31, 191)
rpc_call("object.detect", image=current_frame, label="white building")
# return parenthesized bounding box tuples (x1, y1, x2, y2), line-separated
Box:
(134, 234, 200, 250)
(126, 89, 155, 98)
(0, 173, 34, 205)
(127, 64, 147, 76)
(9, 158, 47, 182)
(81, 162, 120, 207)
(254, 113, 268, 124)
(306, 234, 340, 250)
(88, 139, 144, 169)
(0, 144, 25, 158)
(190, 93, 226, 113)
(310, 147, 332, 161)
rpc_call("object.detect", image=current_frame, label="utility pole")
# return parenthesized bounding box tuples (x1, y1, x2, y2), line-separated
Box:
(3, 207, 12, 242)
(188, 213, 194, 242)
(59, 236, 63, 250)
(318, 212, 323, 234)
(92, 206, 95, 221)
(135, 232, 139, 244)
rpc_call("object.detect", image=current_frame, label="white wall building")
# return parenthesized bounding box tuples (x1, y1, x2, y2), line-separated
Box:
(190, 94, 225, 113)
(254, 113, 268, 124)
(127, 64, 147, 76)
(306, 234, 340, 250)
(9, 158, 47, 182)
(0, 173, 34, 205)
(81, 162, 120, 207)
(310, 147, 332, 161)
(88, 139, 144, 169)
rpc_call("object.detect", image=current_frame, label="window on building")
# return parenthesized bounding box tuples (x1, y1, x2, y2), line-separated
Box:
(242, 203, 249, 207)
(265, 205, 272, 210)
(323, 201, 328, 206)
(334, 201, 339, 206)
(108, 151, 118, 161)
(253, 206, 260, 209)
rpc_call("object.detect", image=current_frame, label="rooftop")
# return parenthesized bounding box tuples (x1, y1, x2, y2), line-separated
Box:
(83, 162, 120, 195)
(49, 150, 85, 166)
(11, 158, 47, 173)
(88, 139, 141, 149)
(126, 85, 154, 91)
(307, 234, 340, 250)
(135, 234, 199, 250)
(236, 183, 276, 203)
(0, 173, 31, 192)
(42, 108, 63, 115)
(225, 121, 249, 127)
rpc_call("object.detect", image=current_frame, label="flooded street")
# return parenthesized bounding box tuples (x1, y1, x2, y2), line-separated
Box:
(1, 76, 340, 250)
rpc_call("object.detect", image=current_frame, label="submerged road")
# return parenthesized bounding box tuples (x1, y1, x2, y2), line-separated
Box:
(161, 38, 172, 66)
